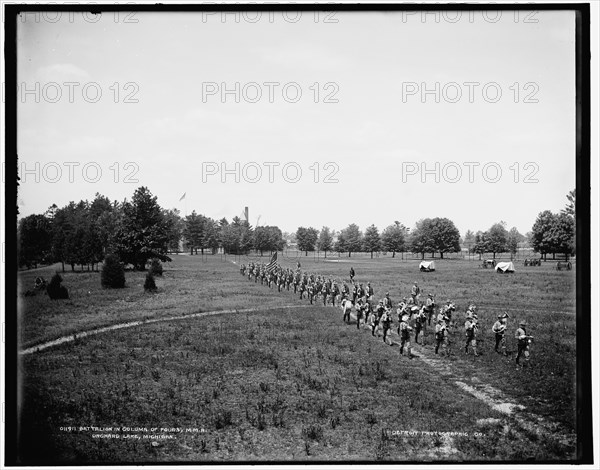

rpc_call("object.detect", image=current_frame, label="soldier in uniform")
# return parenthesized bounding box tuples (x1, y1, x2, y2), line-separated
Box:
(425, 293, 436, 326)
(398, 314, 413, 357)
(352, 283, 358, 304)
(383, 292, 393, 309)
(366, 282, 374, 302)
(414, 306, 427, 345)
(411, 282, 421, 303)
(355, 298, 365, 329)
(331, 282, 340, 307)
(371, 301, 384, 336)
(308, 283, 315, 305)
(464, 312, 479, 356)
(357, 283, 365, 303)
(435, 318, 448, 355)
(349, 266, 355, 282)
(342, 298, 352, 323)
(381, 307, 393, 345)
(321, 284, 329, 306)
(515, 321, 533, 367)
(492, 312, 509, 354)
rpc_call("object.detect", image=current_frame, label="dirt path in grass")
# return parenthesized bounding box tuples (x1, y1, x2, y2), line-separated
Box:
(346, 309, 576, 454)
(20, 291, 576, 456)
(19, 304, 315, 356)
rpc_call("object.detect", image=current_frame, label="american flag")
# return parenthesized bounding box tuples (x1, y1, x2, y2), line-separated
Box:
(265, 252, 278, 273)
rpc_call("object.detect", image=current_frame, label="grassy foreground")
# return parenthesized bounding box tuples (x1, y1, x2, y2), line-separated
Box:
(17, 254, 577, 462)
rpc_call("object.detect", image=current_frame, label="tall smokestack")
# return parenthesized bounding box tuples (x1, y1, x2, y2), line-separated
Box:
(244, 207, 249, 223)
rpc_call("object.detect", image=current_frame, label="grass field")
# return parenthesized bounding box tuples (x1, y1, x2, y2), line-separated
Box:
(17, 253, 577, 463)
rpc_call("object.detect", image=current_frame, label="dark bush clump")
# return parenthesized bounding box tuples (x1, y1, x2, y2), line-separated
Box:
(47, 273, 69, 300)
(149, 258, 163, 276)
(144, 272, 157, 292)
(101, 254, 126, 288)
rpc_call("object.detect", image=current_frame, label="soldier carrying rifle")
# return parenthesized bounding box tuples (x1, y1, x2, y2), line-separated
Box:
(515, 321, 534, 368)
(492, 312, 509, 355)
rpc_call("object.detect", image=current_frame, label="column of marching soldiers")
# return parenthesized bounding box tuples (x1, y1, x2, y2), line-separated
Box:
(239, 260, 533, 368)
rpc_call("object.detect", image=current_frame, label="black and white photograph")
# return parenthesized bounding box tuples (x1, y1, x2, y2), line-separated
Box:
(3, 1, 597, 466)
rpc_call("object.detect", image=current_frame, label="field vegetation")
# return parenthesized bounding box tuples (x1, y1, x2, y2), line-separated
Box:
(18, 253, 577, 462)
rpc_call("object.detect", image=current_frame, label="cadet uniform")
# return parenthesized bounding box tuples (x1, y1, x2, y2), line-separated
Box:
(355, 299, 364, 329)
(492, 313, 509, 354)
(414, 307, 427, 344)
(366, 282, 374, 302)
(398, 314, 413, 357)
(435, 319, 448, 355)
(515, 321, 532, 367)
(464, 314, 479, 356)
(425, 294, 436, 325)
(372, 302, 384, 336)
(342, 298, 352, 323)
(381, 308, 393, 345)
(411, 282, 420, 303)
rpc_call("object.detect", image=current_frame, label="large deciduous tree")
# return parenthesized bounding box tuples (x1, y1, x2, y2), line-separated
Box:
(296, 227, 319, 256)
(363, 224, 381, 258)
(381, 221, 408, 258)
(410, 218, 460, 259)
(317, 226, 334, 258)
(486, 222, 508, 259)
(338, 224, 363, 257)
(531, 210, 556, 260)
(18, 214, 52, 269)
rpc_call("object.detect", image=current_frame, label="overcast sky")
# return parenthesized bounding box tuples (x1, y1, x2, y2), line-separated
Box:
(16, 9, 576, 236)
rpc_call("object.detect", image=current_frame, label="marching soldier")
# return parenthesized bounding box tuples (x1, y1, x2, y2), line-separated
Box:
(381, 307, 393, 345)
(363, 299, 373, 324)
(355, 298, 365, 329)
(425, 293, 436, 326)
(331, 282, 340, 307)
(414, 306, 427, 345)
(464, 312, 479, 356)
(492, 313, 509, 355)
(515, 321, 533, 368)
(357, 283, 366, 303)
(371, 301, 384, 336)
(342, 298, 352, 323)
(465, 304, 477, 319)
(366, 282, 374, 302)
(383, 292, 393, 309)
(435, 318, 448, 355)
(308, 283, 315, 305)
(398, 314, 413, 357)
(411, 282, 421, 303)
(321, 284, 329, 306)
(352, 283, 358, 304)
(349, 266, 355, 282)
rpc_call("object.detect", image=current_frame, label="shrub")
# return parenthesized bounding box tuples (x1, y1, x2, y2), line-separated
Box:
(46, 273, 69, 300)
(144, 272, 157, 292)
(149, 258, 163, 276)
(101, 254, 125, 288)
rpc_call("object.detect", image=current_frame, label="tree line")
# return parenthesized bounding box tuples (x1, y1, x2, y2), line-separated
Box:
(17, 187, 576, 270)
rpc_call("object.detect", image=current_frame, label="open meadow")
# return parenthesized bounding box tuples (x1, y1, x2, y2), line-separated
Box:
(17, 253, 577, 463)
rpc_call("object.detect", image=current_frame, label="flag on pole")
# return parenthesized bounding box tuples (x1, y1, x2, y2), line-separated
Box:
(265, 252, 278, 273)
(179, 192, 186, 201)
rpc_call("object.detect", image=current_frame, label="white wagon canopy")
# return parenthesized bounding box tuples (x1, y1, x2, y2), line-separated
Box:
(419, 261, 435, 272)
(495, 261, 515, 273)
